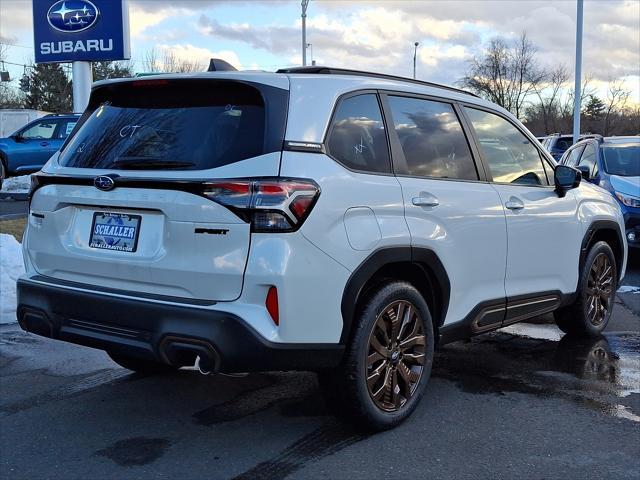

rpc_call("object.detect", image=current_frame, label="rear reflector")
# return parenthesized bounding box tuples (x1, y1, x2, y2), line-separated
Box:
(266, 286, 279, 326)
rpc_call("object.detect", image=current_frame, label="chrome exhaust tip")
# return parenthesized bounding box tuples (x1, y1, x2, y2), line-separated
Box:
(195, 355, 214, 375)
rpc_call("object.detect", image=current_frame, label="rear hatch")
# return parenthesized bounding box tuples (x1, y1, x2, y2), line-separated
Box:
(26, 76, 289, 302)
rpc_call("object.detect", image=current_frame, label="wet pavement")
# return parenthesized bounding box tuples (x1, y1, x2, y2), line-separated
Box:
(0, 300, 639, 479)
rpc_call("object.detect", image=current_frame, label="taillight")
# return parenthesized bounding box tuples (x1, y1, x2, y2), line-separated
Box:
(202, 178, 320, 232)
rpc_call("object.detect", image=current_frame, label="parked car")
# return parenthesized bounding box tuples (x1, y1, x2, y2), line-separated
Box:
(0, 113, 80, 179)
(560, 136, 639, 248)
(18, 66, 627, 431)
(542, 133, 575, 161)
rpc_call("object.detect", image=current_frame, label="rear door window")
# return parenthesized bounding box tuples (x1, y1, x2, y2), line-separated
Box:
(59, 80, 287, 170)
(326, 94, 391, 173)
(387, 95, 478, 180)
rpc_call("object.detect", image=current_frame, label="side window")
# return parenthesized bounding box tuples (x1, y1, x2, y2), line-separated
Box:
(21, 120, 57, 140)
(579, 143, 597, 175)
(465, 107, 548, 186)
(564, 145, 585, 166)
(56, 119, 78, 139)
(387, 96, 478, 180)
(326, 94, 390, 173)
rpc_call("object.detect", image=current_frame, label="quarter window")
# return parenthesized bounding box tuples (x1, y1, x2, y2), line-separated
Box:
(387, 96, 478, 180)
(327, 94, 391, 173)
(465, 108, 548, 186)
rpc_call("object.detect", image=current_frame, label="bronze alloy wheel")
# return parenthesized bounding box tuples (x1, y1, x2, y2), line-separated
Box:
(586, 252, 615, 327)
(365, 300, 426, 412)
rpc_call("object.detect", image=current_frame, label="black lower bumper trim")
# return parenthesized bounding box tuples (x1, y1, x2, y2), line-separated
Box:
(17, 278, 344, 373)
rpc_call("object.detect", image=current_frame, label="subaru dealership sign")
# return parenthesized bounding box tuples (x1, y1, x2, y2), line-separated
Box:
(33, 0, 130, 63)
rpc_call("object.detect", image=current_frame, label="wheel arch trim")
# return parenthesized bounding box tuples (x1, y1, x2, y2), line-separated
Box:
(580, 220, 625, 283)
(340, 246, 451, 344)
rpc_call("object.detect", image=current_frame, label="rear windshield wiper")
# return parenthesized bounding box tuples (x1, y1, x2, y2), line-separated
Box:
(112, 158, 195, 170)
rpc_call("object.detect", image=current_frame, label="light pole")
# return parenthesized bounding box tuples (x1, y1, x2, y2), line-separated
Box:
(306, 43, 314, 65)
(572, 0, 584, 144)
(301, 0, 310, 66)
(413, 42, 419, 79)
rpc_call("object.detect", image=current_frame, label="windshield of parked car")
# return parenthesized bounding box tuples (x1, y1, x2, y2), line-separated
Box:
(602, 144, 640, 177)
(59, 79, 286, 170)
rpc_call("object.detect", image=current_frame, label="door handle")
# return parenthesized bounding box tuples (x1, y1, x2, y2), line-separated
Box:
(412, 195, 439, 207)
(504, 197, 524, 210)
(40, 141, 49, 147)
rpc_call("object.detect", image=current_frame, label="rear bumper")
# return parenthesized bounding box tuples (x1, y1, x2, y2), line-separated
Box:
(16, 277, 344, 373)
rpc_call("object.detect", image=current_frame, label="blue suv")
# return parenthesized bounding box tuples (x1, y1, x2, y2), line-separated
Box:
(560, 136, 640, 248)
(0, 114, 80, 180)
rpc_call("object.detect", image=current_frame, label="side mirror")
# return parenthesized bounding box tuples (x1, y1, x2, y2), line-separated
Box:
(576, 165, 591, 181)
(11, 133, 24, 143)
(554, 165, 582, 197)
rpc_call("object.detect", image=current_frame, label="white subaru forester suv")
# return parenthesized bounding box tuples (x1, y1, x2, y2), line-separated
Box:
(18, 66, 627, 430)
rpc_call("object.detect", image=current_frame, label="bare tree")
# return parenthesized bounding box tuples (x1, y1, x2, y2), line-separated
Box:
(603, 79, 631, 136)
(459, 32, 546, 119)
(142, 48, 202, 73)
(0, 43, 25, 108)
(532, 64, 569, 133)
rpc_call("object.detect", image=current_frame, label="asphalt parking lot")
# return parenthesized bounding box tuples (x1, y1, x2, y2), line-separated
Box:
(1, 199, 639, 479)
(1, 282, 639, 480)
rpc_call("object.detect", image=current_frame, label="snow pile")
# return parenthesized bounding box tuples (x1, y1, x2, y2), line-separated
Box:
(1, 174, 32, 193)
(1, 234, 25, 324)
(618, 285, 640, 294)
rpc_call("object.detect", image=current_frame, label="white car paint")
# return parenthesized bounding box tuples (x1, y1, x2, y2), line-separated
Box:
(22, 70, 628, 349)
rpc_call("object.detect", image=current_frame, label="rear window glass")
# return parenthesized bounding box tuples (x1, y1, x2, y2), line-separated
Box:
(59, 80, 287, 170)
(326, 94, 391, 173)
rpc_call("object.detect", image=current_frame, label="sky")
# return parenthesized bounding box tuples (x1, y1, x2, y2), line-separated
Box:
(1, 0, 639, 103)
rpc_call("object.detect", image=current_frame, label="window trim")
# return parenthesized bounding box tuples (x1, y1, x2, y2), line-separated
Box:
(322, 89, 394, 177)
(378, 90, 488, 183)
(459, 103, 556, 189)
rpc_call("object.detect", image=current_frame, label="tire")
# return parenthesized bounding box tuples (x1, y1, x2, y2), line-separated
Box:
(0, 157, 5, 190)
(107, 351, 179, 374)
(554, 241, 617, 337)
(319, 281, 435, 431)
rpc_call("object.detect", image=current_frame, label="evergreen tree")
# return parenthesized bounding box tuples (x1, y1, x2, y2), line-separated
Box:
(22, 63, 72, 112)
(92, 61, 134, 81)
(583, 94, 605, 120)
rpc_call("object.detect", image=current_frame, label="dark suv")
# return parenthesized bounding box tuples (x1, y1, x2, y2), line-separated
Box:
(0, 113, 80, 179)
(542, 134, 575, 161)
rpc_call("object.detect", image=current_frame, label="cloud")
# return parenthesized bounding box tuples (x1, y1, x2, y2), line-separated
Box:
(156, 43, 241, 69)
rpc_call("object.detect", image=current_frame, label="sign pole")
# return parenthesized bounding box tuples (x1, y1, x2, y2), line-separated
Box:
(72, 61, 92, 113)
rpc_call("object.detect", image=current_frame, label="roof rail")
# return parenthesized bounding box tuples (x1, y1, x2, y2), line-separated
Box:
(44, 112, 79, 117)
(275, 66, 479, 98)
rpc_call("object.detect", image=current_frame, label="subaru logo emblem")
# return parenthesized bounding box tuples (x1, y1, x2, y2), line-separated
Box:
(94, 176, 115, 191)
(47, 0, 99, 33)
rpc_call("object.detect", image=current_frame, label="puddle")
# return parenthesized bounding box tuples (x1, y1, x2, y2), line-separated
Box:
(95, 437, 171, 467)
(434, 323, 640, 423)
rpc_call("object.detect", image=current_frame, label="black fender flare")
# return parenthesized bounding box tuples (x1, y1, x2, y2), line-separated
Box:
(579, 220, 624, 282)
(340, 246, 450, 344)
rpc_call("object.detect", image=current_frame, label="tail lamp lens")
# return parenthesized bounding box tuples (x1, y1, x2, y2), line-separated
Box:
(266, 286, 279, 325)
(202, 178, 319, 232)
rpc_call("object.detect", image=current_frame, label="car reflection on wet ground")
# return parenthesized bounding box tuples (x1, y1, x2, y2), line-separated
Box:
(1, 299, 639, 479)
(435, 324, 639, 423)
